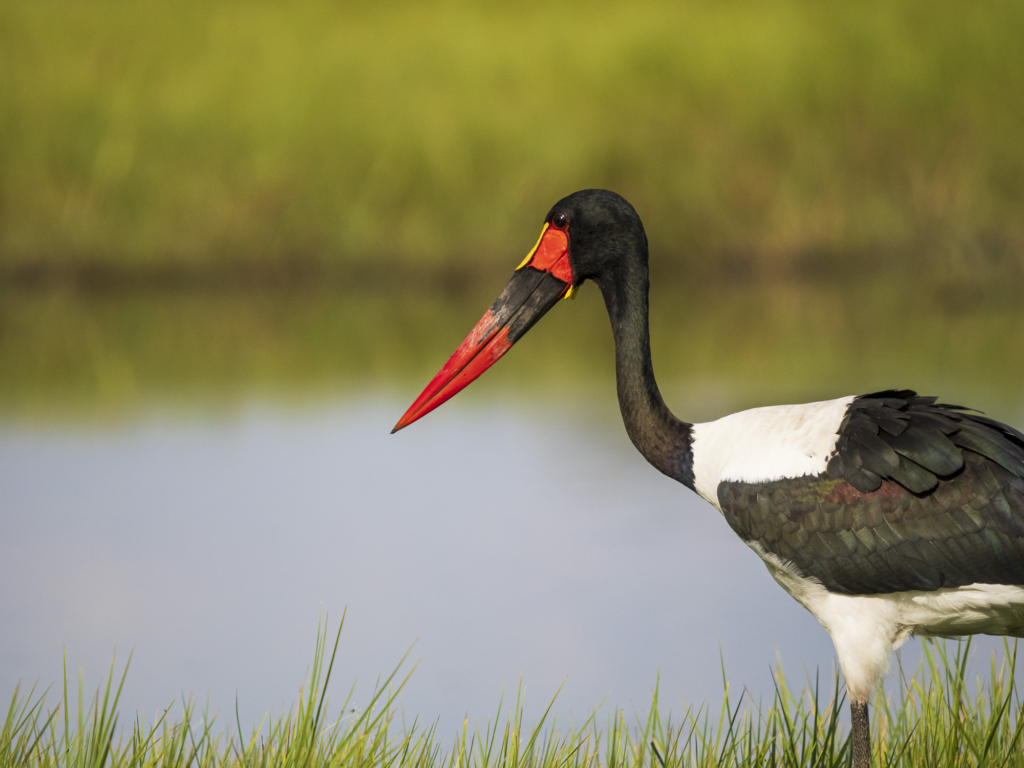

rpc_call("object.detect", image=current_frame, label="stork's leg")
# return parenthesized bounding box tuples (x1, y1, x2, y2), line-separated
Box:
(851, 700, 870, 768)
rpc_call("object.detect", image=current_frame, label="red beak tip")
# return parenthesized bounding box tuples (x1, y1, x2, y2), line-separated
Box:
(391, 410, 420, 433)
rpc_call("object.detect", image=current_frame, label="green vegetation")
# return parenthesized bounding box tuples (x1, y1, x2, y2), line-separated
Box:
(2, 0, 1023, 281)
(4, 622, 1024, 767)
(3, 0, 1023, 415)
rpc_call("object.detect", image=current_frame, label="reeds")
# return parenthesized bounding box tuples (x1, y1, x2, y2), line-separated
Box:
(4, 617, 1023, 767)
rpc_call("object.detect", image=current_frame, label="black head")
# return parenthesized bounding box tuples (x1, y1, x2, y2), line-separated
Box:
(544, 189, 649, 293)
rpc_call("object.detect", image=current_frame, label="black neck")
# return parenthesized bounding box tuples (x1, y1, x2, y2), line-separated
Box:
(595, 259, 694, 489)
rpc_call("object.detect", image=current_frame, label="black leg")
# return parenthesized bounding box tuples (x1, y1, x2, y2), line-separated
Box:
(851, 700, 870, 768)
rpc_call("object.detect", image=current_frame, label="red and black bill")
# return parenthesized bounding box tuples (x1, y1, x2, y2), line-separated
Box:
(392, 223, 574, 433)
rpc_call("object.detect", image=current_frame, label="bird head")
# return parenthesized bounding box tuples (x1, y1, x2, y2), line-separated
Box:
(391, 189, 645, 433)
(549, 189, 647, 292)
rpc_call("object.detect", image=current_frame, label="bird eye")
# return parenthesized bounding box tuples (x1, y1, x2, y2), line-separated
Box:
(552, 213, 569, 230)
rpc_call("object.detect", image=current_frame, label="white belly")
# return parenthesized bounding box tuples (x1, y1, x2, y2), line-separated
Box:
(749, 541, 1024, 700)
(895, 583, 1024, 638)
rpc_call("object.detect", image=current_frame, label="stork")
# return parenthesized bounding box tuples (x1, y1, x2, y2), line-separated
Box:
(392, 189, 1024, 767)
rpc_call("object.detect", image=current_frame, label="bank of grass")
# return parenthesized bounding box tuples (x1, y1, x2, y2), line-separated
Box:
(4, 622, 1024, 768)
(2, 0, 1023, 282)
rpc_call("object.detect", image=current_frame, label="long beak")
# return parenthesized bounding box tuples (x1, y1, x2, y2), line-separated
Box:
(392, 224, 575, 433)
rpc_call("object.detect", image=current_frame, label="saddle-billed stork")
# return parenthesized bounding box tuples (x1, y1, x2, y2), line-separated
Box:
(392, 189, 1024, 767)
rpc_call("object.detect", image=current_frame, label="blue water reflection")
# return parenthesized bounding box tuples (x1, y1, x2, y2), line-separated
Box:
(0, 396, 1014, 735)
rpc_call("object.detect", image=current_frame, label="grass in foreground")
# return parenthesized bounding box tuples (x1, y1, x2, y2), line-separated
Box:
(4, 618, 1024, 768)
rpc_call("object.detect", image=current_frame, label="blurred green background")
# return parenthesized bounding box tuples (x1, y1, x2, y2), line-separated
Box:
(2, 0, 1023, 419)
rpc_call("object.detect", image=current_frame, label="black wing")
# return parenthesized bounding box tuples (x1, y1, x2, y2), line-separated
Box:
(719, 391, 1024, 595)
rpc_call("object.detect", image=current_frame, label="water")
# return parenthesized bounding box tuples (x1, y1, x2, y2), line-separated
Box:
(2, 281, 1023, 735)
(3, 393, 1019, 736)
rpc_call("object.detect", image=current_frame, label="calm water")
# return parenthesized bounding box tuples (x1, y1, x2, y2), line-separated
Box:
(2, 281, 1024, 734)
(3, 393, 1021, 736)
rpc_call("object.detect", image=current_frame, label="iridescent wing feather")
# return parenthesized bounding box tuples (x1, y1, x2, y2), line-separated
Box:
(718, 391, 1024, 595)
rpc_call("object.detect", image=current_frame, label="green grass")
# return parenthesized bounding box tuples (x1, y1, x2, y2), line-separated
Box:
(3, 0, 1024, 420)
(4, 619, 1024, 767)
(2, 0, 1023, 280)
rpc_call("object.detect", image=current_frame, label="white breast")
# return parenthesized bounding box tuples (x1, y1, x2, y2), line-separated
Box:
(690, 396, 854, 507)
